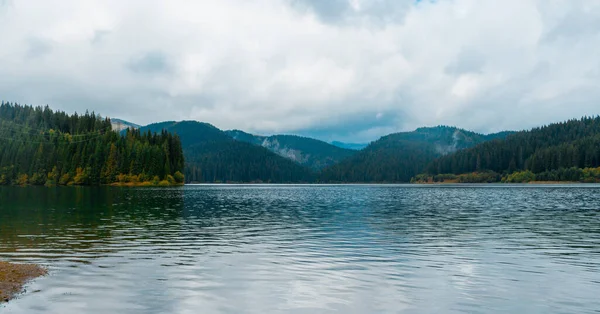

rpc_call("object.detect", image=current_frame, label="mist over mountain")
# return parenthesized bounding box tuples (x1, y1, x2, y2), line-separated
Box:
(134, 119, 522, 183)
(110, 118, 140, 132)
(319, 126, 513, 183)
(140, 121, 314, 183)
(225, 130, 356, 170)
(426, 117, 600, 181)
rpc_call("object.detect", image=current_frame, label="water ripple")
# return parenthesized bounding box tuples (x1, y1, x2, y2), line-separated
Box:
(1, 185, 600, 313)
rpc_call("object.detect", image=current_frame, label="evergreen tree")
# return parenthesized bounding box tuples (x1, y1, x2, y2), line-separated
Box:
(0, 102, 185, 186)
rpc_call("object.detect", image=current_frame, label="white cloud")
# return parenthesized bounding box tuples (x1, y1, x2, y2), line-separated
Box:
(0, 0, 599, 142)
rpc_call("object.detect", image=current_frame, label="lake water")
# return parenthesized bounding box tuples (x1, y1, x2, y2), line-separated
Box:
(0, 185, 599, 313)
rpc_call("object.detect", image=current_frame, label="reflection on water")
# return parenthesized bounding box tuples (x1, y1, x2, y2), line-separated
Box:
(1, 185, 600, 313)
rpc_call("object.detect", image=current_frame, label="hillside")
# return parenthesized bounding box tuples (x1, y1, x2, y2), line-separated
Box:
(110, 118, 140, 132)
(425, 116, 600, 181)
(0, 102, 184, 186)
(319, 126, 511, 183)
(141, 121, 314, 183)
(225, 130, 357, 170)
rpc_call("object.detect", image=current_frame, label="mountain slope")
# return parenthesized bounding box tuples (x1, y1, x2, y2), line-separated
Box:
(141, 121, 314, 183)
(426, 116, 600, 176)
(319, 126, 512, 183)
(225, 130, 357, 170)
(110, 118, 140, 132)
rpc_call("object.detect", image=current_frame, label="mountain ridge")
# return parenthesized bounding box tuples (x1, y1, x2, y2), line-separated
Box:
(318, 126, 513, 183)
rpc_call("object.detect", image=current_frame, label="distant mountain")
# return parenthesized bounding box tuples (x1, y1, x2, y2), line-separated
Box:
(319, 126, 512, 183)
(330, 141, 368, 151)
(110, 118, 140, 132)
(225, 130, 357, 170)
(141, 121, 314, 183)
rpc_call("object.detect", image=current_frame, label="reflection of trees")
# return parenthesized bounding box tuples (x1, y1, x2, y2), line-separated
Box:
(0, 186, 184, 256)
(2, 185, 598, 268)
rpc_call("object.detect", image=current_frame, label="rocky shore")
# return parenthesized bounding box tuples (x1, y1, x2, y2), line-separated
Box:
(0, 261, 46, 303)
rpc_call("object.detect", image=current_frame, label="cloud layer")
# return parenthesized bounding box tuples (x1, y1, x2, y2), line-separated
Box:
(1, 0, 599, 142)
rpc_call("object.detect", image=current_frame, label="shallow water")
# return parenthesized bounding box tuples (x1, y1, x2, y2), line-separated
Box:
(0, 185, 599, 313)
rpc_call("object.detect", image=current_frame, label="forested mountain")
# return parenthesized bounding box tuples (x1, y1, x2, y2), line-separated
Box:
(225, 130, 357, 170)
(141, 121, 314, 183)
(425, 116, 600, 181)
(0, 102, 184, 186)
(330, 141, 368, 151)
(319, 126, 511, 183)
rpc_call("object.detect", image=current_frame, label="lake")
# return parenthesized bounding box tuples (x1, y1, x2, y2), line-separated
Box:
(1, 185, 599, 313)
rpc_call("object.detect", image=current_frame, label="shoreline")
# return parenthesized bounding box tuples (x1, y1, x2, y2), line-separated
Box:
(412, 181, 582, 185)
(0, 261, 47, 303)
(109, 182, 184, 187)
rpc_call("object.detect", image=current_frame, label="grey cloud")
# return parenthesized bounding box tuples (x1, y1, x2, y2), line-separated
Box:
(126, 51, 173, 75)
(26, 37, 52, 58)
(290, 0, 411, 25)
(543, 3, 600, 42)
(290, 0, 350, 23)
(295, 109, 406, 142)
(91, 30, 111, 45)
(445, 49, 486, 75)
(1, 0, 600, 143)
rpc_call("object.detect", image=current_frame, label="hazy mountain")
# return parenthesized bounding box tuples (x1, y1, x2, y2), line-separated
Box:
(330, 141, 368, 150)
(140, 121, 314, 183)
(319, 126, 512, 183)
(225, 130, 357, 170)
(110, 118, 140, 132)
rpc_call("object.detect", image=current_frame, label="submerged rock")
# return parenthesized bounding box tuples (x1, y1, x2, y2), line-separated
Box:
(0, 261, 47, 303)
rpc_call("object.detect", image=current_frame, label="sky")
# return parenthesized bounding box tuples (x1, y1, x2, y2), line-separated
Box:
(0, 0, 599, 143)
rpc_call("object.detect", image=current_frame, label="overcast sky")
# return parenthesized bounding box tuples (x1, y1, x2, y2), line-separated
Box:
(0, 0, 599, 142)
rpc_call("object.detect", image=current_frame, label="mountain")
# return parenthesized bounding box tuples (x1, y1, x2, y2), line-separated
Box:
(110, 118, 140, 132)
(330, 141, 368, 150)
(426, 116, 600, 180)
(319, 126, 512, 183)
(141, 121, 314, 183)
(225, 130, 357, 170)
(0, 102, 184, 186)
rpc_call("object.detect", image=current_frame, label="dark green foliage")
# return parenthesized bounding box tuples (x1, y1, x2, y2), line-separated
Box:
(142, 121, 314, 183)
(226, 130, 357, 170)
(533, 167, 600, 183)
(0, 102, 184, 186)
(319, 126, 510, 183)
(427, 117, 600, 176)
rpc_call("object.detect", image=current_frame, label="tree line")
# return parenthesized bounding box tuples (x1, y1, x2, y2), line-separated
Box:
(420, 116, 600, 183)
(0, 102, 185, 186)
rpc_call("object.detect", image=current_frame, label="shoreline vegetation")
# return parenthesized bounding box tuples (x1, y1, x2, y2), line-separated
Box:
(0, 261, 46, 303)
(4, 173, 186, 187)
(411, 167, 600, 184)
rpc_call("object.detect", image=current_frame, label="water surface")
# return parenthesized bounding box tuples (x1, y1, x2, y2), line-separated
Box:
(1, 185, 599, 313)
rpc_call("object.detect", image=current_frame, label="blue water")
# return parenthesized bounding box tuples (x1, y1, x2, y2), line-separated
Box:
(1, 185, 599, 313)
